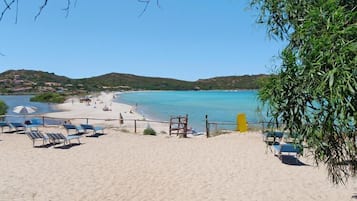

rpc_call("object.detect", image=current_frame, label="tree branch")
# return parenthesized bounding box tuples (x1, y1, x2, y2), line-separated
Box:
(138, 0, 150, 17)
(62, 0, 71, 18)
(34, 0, 48, 21)
(3, 0, 9, 7)
(156, 0, 160, 8)
(138, 0, 160, 17)
(2, 0, 160, 21)
(15, 0, 18, 23)
(0, 0, 15, 21)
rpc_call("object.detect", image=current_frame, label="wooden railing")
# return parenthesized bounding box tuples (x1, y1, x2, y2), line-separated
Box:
(1, 114, 269, 137)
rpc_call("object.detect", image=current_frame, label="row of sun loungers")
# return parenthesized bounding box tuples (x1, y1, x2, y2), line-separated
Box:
(1, 121, 104, 135)
(0, 118, 45, 134)
(47, 133, 81, 146)
(0, 122, 28, 133)
(63, 124, 105, 136)
(1, 122, 104, 148)
(26, 130, 81, 147)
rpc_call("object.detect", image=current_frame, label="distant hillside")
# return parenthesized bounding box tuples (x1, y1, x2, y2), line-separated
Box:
(1, 69, 72, 84)
(79, 73, 194, 90)
(0, 69, 270, 94)
(196, 75, 269, 90)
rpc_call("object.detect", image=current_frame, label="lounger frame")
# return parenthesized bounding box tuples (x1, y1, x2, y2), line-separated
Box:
(47, 133, 81, 146)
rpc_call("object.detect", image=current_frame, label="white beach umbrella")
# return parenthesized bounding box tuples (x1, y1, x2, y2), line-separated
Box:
(13, 105, 37, 115)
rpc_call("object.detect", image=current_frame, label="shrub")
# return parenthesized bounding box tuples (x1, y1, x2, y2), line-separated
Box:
(30, 92, 66, 103)
(119, 128, 130, 133)
(143, 127, 156, 135)
(0, 100, 8, 116)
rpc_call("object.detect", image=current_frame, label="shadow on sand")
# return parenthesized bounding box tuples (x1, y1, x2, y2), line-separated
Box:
(53, 143, 82, 149)
(34, 144, 53, 148)
(279, 155, 308, 166)
(352, 194, 357, 199)
(86, 133, 105, 138)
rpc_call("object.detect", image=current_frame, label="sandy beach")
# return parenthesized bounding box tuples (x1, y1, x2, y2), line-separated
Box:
(0, 92, 356, 201)
(44, 92, 168, 134)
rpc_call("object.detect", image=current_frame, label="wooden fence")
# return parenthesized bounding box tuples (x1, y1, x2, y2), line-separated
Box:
(1, 114, 269, 137)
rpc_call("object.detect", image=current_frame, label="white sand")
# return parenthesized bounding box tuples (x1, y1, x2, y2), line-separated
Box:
(45, 92, 168, 133)
(47, 92, 144, 125)
(0, 92, 355, 201)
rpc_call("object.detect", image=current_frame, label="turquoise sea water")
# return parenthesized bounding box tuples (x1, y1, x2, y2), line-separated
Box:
(116, 90, 264, 131)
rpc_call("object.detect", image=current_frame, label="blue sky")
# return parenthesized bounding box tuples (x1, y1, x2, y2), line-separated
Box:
(0, 0, 285, 81)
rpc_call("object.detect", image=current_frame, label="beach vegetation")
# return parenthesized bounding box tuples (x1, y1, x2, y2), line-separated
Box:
(143, 127, 157, 135)
(119, 128, 130, 133)
(30, 92, 66, 103)
(210, 130, 232, 137)
(251, 0, 356, 184)
(0, 100, 8, 116)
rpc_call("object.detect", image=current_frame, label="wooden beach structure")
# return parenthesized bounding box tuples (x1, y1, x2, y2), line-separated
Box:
(169, 115, 188, 138)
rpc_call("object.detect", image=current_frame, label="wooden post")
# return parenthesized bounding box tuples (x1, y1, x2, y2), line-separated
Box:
(169, 117, 172, 136)
(119, 113, 124, 125)
(183, 114, 188, 138)
(134, 120, 137, 133)
(205, 115, 209, 138)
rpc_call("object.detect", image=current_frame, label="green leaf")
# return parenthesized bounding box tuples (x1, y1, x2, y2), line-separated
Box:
(329, 71, 334, 89)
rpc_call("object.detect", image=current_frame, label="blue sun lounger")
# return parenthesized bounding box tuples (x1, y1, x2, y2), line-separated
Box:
(263, 131, 285, 153)
(263, 131, 284, 144)
(273, 143, 301, 161)
(80, 124, 104, 135)
(63, 124, 84, 135)
(0, 122, 12, 133)
(26, 130, 49, 147)
(9, 122, 26, 133)
(47, 133, 81, 146)
(25, 118, 44, 131)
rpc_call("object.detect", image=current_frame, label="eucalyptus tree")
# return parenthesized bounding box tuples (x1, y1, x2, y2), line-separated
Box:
(251, 0, 357, 183)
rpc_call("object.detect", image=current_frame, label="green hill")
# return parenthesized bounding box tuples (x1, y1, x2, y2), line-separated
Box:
(79, 73, 194, 90)
(195, 74, 269, 90)
(0, 69, 270, 94)
(1, 69, 72, 84)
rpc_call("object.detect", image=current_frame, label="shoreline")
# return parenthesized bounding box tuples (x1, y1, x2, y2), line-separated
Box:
(114, 91, 164, 126)
(2, 90, 261, 133)
(43, 91, 170, 134)
(111, 90, 262, 132)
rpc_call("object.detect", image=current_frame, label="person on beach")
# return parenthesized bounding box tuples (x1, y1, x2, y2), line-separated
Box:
(64, 120, 72, 125)
(188, 127, 197, 135)
(130, 103, 138, 113)
(119, 113, 124, 125)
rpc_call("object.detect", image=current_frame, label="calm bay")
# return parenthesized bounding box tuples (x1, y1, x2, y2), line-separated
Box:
(116, 90, 265, 131)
